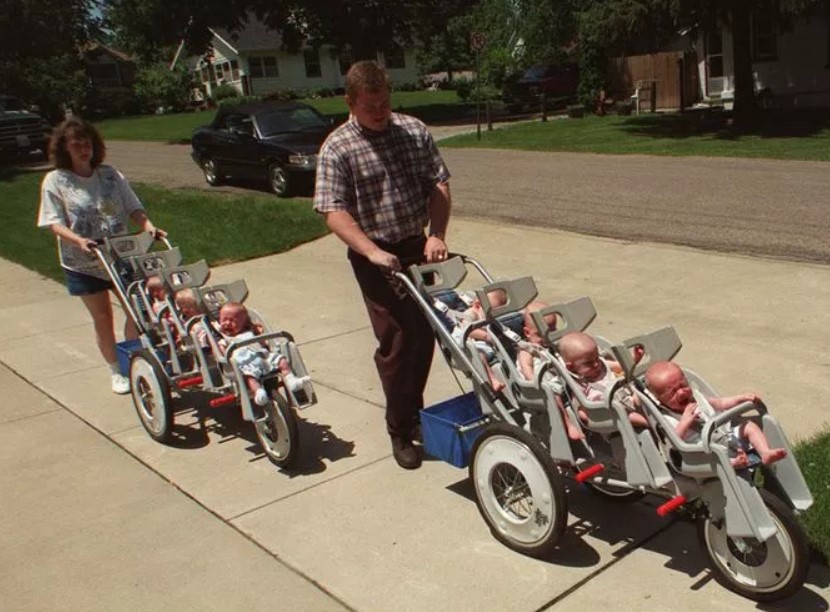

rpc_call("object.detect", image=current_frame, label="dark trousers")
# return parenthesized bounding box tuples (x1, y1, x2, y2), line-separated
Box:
(348, 235, 435, 439)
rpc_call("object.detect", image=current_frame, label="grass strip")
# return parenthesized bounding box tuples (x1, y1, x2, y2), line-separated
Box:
(0, 170, 327, 282)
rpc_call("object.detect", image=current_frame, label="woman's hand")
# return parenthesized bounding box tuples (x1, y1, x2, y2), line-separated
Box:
(77, 237, 98, 253)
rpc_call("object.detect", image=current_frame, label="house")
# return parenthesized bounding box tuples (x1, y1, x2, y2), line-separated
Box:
(189, 18, 420, 98)
(83, 42, 136, 90)
(692, 13, 830, 108)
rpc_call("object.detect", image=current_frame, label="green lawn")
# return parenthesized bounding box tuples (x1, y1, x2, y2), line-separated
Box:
(95, 90, 466, 143)
(442, 110, 830, 162)
(795, 431, 830, 562)
(0, 169, 327, 282)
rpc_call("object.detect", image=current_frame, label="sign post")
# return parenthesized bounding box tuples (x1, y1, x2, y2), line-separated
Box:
(469, 31, 487, 141)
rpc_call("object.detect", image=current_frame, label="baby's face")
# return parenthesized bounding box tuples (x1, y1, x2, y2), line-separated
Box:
(219, 307, 246, 336)
(178, 302, 198, 319)
(569, 349, 604, 381)
(653, 372, 693, 412)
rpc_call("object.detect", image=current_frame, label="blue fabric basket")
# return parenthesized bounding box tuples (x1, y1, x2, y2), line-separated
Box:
(116, 339, 144, 377)
(420, 393, 485, 468)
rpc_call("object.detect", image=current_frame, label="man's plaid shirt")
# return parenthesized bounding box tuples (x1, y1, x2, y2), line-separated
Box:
(313, 113, 450, 243)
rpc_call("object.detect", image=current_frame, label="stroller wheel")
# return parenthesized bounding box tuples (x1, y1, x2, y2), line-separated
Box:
(470, 423, 568, 558)
(254, 390, 299, 468)
(698, 488, 810, 601)
(130, 349, 174, 443)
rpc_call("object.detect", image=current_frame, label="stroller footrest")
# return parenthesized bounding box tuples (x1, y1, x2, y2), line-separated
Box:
(209, 393, 237, 408)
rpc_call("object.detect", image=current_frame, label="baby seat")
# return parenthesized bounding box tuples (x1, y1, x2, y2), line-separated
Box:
(534, 298, 673, 489)
(611, 330, 812, 540)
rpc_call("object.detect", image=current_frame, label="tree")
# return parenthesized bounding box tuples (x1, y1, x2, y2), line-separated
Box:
(0, 0, 100, 119)
(578, 0, 827, 118)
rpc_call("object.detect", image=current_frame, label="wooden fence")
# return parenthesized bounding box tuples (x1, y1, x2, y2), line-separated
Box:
(607, 50, 699, 110)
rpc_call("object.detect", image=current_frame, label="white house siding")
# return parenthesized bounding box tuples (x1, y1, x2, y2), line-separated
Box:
(384, 48, 420, 86)
(695, 16, 830, 107)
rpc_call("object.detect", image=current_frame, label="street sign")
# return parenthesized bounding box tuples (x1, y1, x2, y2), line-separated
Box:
(470, 31, 487, 52)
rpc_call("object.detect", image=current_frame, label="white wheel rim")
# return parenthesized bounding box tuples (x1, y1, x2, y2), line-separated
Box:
(703, 510, 796, 593)
(130, 358, 167, 436)
(255, 399, 291, 460)
(204, 160, 216, 182)
(270, 167, 287, 194)
(473, 434, 556, 546)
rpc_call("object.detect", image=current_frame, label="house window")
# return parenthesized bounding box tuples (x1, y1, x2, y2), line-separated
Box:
(230, 59, 239, 81)
(752, 16, 777, 61)
(339, 47, 352, 75)
(199, 66, 211, 84)
(705, 30, 725, 94)
(384, 44, 405, 70)
(304, 48, 321, 78)
(249, 56, 279, 78)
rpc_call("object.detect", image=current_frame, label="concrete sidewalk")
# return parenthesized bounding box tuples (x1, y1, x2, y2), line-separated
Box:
(1, 219, 828, 611)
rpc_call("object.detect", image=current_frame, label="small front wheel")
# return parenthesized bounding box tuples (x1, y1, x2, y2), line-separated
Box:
(130, 349, 174, 443)
(268, 163, 291, 197)
(470, 423, 568, 558)
(254, 390, 299, 467)
(697, 488, 810, 601)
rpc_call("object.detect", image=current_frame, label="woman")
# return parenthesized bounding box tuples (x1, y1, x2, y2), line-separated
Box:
(37, 116, 165, 394)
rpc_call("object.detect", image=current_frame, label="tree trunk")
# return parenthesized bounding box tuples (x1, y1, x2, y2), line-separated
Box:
(730, 3, 756, 120)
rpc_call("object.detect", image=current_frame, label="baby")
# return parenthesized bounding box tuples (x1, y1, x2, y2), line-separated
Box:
(442, 289, 508, 392)
(515, 301, 585, 441)
(558, 331, 648, 429)
(218, 301, 310, 406)
(645, 361, 786, 468)
(174, 288, 211, 348)
(145, 275, 169, 318)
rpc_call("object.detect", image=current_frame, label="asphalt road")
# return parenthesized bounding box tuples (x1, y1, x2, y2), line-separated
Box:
(105, 134, 830, 265)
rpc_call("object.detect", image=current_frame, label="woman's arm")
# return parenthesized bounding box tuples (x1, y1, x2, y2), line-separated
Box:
(48, 224, 96, 253)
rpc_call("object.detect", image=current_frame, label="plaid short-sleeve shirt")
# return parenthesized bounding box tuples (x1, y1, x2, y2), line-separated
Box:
(313, 113, 450, 243)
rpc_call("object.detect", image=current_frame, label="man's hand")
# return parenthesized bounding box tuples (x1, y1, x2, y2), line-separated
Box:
(424, 236, 448, 263)
(367, 248, 401, 272)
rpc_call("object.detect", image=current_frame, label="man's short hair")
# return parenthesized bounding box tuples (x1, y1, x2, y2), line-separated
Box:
(345, 60, 390, 100)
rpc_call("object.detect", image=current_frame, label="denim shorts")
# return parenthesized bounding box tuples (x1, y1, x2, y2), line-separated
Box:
(64, 268, 113, 296)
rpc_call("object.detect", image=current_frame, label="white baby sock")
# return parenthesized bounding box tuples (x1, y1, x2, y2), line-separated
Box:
(254, 387, 269, 406)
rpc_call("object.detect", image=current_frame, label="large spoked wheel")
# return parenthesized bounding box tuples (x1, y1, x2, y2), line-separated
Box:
(202, 157, 222, 186)
(268, 163, 290, 197)
(697, 488, 810, 602)
(470, 423, 568, 558)
(130, 349, 174, 443)
(585, 481, 645, 503)
(254, 390, 299, 468)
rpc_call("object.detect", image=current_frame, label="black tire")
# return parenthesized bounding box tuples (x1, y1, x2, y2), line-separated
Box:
(268, 163, 290, 197)
(253, 389, 299, 468)
(129, 349, 174, 443)
(202, 156, 222, 186)
(697, 488, 810, 602)
(469, 422, 568, 558)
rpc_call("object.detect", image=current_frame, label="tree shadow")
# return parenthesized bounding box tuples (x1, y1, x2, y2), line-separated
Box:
(619, 108, 830, 141)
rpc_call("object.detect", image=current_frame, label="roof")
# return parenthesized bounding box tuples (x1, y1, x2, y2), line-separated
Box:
(211, 18, 284, 54)
(81, 42, 135, 63)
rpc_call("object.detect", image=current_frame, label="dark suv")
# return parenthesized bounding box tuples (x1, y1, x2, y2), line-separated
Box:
(503, 63, 579, 111)
(0, 95, 51, 159)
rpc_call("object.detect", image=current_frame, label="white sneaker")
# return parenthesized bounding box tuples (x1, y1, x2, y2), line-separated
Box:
(111, 373, 130, 395)
(284, 373, 310, 392)
(254, 387, 269, 406)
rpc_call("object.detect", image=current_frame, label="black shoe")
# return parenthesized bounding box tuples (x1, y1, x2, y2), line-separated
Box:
(412, 423, 423, 445)
(391, 436, 422, 470)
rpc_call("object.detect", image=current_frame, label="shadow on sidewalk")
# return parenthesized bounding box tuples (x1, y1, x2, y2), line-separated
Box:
(158, 390, 355, 476)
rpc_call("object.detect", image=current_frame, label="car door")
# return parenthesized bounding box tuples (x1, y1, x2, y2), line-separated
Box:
(225, 113, 261, 180)
(205, 111, 241, 175)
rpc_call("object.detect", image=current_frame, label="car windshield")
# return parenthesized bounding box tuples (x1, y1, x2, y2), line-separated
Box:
(0, 96, 25, 111)
(258, 107, 328, 136)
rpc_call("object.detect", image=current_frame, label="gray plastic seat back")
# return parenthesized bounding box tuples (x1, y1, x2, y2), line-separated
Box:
(160, 260, 211, 292)
(531, 296, 597, 346)
(475, 276, 538, 320)
(408, 256, 468, 295)
(104, 232, 155, 260)
(196, 280, 249, 317)
(129, 248, 183, 279)
(609, 326, 682, 382)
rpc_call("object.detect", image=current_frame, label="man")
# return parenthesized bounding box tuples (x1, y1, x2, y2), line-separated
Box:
(313, 60, 451, 469)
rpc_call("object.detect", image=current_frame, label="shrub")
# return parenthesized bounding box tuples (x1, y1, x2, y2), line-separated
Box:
(133, 63, 198, 113)
(454, 77, 473, 101)
(211, 83, 239, 101)
(566, 104, 585, 118)
(217, 95, 262, 108)
(82, 87, 142, 119)
(614, 101, 633, 116)
(308, 87, 336, 99)
(393, 81, 421, 92)
(262, 89, 300, 102)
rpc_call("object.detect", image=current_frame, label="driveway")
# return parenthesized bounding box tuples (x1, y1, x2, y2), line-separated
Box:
(105, 132, 830, 265)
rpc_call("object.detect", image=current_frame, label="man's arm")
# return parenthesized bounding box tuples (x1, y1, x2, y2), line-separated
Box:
(424, 181, 450, 262)
(323, 210, 401, 271)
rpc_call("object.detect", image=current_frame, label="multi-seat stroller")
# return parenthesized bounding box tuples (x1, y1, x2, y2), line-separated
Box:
(93, 231, 316, 468)
(396, 254, 814, 603)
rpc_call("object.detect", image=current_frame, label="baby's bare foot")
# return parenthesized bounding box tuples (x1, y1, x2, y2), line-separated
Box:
(761, 448, 787, 465)
(566, 422, 585, 441)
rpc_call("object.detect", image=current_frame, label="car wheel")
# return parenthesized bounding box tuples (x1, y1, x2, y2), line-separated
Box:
(268, 163, 291, 197)
(202, 157, 222, 186)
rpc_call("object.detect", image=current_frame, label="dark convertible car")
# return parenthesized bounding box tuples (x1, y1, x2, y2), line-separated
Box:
(191, 101, 334, 197)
